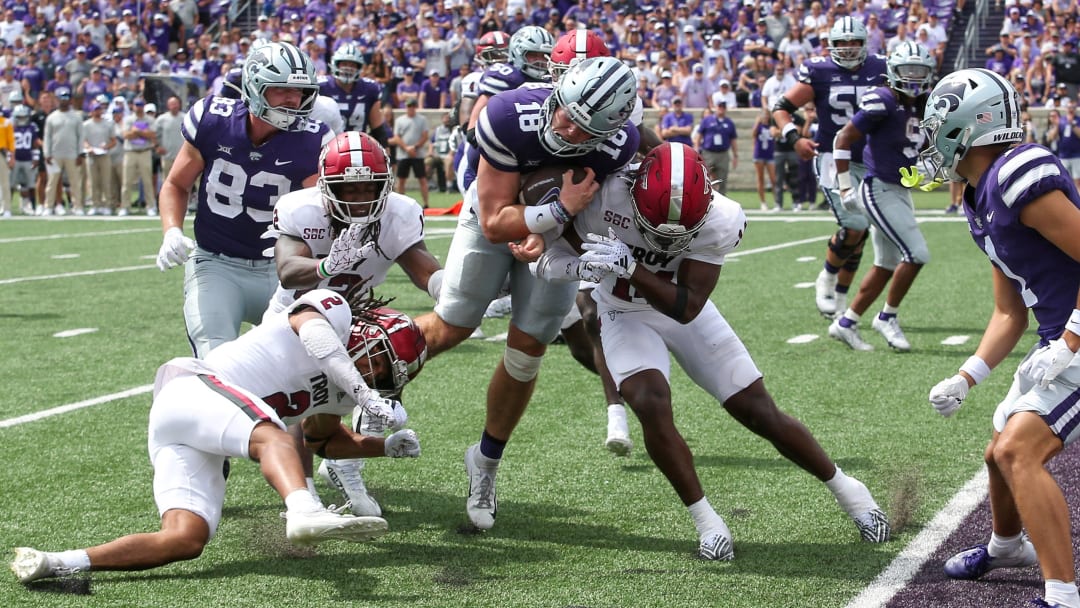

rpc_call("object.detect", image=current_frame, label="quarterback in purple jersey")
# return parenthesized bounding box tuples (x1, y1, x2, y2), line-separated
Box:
(772, 16, 887, 319)
(413, 57, 639, 531)
(828, 42, 935, 353)
(319, 43, 388, 148)
(155, 41, 332, 358)
(922, 69, 1080, 608)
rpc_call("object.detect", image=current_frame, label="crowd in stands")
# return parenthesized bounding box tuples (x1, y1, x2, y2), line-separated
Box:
(987, 0, 1080, 110)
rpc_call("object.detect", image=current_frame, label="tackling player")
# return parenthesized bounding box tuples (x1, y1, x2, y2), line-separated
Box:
(532, 142, 891, 559)
(772, 16, 887, 318)
(10, 290, 426, 584)
(924, 68, 1080, 608)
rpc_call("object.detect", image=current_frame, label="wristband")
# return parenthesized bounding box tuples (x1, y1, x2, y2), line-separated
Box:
(833, 149, 852, 161)
(960, 355, 991, 385)
(523, 201, 566, 233)
(781, 122, 800, 146)
(836, 172, 853, 191)
(549, 199, 572, 225)
(1067, 308, 1080, 336)
(317, 259, 334, 279)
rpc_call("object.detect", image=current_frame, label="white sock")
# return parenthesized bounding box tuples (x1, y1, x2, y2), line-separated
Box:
(687, 496, 729, 537)
(284, 489, 322, 514)
(842, 309, 861, 324)
(53, 549, 91, 573)
(305, 477, 324, 508)
(825, 467, 878, 517)
(1045, 580, 1080, 608)
(882, 303, 899, 316)
(607, 404, 628, 428)
(987, 531, 1025, 558)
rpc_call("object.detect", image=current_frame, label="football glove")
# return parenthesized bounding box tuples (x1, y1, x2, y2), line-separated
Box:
(929, 374, 969, 417)
(1019, 338, 1077, 389)
(156, 227, 196, 271)
(840, 188, 860, 213)
(384, 429, 420, 458)
(581, 228, 637, 279)
(360, 396, 407, 430)
(320, 224, 372, 278)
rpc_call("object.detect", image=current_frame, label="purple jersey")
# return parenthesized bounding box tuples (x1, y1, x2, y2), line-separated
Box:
(477, 62, 538, 98)
(850, 87, 921, 185)
(968, 143, 1080, 343)
(13, 122, 38, 162)
(474, 84, 639, 181)
(182, 95, 332, 260)
(318, 75, 382, 131)
(796, 53, 887, 161)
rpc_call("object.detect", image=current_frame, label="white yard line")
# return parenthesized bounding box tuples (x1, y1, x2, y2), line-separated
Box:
(0, 227, 160, 244)
(0, 264, 157, 285)
(0, 385, 154, 429)
(846, 468, 990, 608)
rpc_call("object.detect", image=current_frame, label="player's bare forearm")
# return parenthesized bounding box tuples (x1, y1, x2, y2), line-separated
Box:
(479, 204, 530, 243)
(301, 417, 386, 458)
(275, 235, 320, 289)
(631, 259, 720, 324)
(971, 268, 1031, 371)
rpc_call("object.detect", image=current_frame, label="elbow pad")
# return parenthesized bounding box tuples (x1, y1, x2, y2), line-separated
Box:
(465, 127, 478, 148)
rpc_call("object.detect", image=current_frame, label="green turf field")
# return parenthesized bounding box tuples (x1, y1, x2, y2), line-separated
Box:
(0, 189, 1027, 607)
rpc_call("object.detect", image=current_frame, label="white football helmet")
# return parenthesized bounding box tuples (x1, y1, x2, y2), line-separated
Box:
(539, 57, 636, 157)
(241, 41, 319, 130)
(828, 16, 868, 70)
(920, 68, 1024, 183)
(12, 103, 29, 124)
(331, 43, 365, 84)
(886, 41, 935, 98)
(509, 26, 555, 81)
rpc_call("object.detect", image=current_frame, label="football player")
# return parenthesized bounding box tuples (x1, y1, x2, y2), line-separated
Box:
(451, 30, 509, 194)
(9, 290, 426, 584)
(319, 43, 387, 146)
(11, 104, 39, 216)
(412, 56, 639, 531)
(827, 42, 935, 352)
(924, 68, 1080, 608)
(265, 131, 443, 517)
(531, 142, 891, 559)
(772, 16, 887, 318)
(154, 41, 333, 359)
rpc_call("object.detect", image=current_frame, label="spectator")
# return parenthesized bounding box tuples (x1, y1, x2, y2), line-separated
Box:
(651, 70, 678, 109)
(42, 87, 83, 215)
(751, 108, 776, 211)
(865, 13, 886, 56)
(107, 105, 125, 213)
(419, 70, 449, 109)
(428, 112, 455, 193)
(389, 97, 430, 208)
(121, 98, 157, 216)
(0, 103, 11, 218)
(693, 100, 738, 195)
(1052, 38, 1080, 100)
(680, 63, 715, 109)
(1027, 53, 1054, 105)
(660, 96, 694, 145)
(778, 25, 813, 68)
(712, 78, 738, 109)
(153, 96, 184, 188)
(887, 22, 912, 55)
(1001, 6, 1025, 37)
(423, 24, 450, 78)
(81, 101, 116, 216)
(1058, 103, 1080, 190)
(760, 61, 796, 111)
(396, 68, 421, 108)
(762, 1, 792, 45)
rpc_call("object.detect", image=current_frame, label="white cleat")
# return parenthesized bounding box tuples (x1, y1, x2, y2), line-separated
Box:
(698, 530, 735, 561)
(285, 509, 388, 547)
(871, 316, 911, 352)
(318, 458, 381, 517)
(814, 269, 838, 317)
(853, 508, 891, 543)
(9, 548, 78, 583)
(829, 318, 874, 351)
(605, 405, 632, 456)
(465, 443, 497, 530)
(483, 295, 512, 319)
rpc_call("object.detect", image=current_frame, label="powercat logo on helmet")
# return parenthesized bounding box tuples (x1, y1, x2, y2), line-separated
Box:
(927, 77, 967, 114)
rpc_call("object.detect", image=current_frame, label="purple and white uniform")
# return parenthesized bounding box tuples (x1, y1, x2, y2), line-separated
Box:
(850, 86, 929, 270)
(319, 76, 382, 132)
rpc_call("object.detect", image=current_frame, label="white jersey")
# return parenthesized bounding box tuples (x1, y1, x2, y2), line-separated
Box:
(630, 95, 644, 128)
(461, 70, 483, 100)
(573, 174, 746, 312)
(153, 289, 354, 425)
(311, 94, 345, 135)
(265, 187, 426, 315)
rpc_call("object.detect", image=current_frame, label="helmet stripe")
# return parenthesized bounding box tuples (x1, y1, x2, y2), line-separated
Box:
(283, 43, 304, 73)
(668, 144, 686, 223)
(975, 68, 1016, 129)
(575, 28, 587, 59)
(346, 131, 363, 162)
(581, 59, 626, 109)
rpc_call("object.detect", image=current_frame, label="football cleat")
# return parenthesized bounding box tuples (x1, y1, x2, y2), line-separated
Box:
(698, 530, 735, 561)
(318, 459, 381, 517)
(484, 295, 513, 319)
(465, 443, 498, 530)
(284, 510, 388, 547)
(872, 315, 911, 352)
(853, 508, 891, 543)
(814, 269, 838, 317)
(829, 318, 874, 351)
(943, 540, 1037, 580)
(10, 548, 59, 583)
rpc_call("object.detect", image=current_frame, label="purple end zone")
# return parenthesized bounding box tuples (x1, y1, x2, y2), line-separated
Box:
(886, 442, 1080, 608)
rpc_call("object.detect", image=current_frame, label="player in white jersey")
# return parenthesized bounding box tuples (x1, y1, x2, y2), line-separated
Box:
(9, 290, 427, 584)
(265, 131, 443, 517)
(531, 143, 891, 559)
(310, 94, 345, 135)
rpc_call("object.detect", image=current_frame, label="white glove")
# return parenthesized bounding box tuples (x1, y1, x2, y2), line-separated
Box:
(320, 224, 370, 277)
(384, 429, 420, 458)
(576, 260, 615, 282)
(581, 228, 637, 279)
(929, 374, 969, 417)
(1020, 338, 1077, 388)
(359, 395, 407, 430)
(156, 227, 195, 271)
(840, 188, 860, 213)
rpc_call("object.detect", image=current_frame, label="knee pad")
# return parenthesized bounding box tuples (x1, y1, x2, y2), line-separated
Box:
(503, 347, 544, 382)
(842, 249, 863, 273)
(829, 228, 867, 261)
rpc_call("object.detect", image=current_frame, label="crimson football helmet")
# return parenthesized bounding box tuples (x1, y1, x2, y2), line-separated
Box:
(549, 29, 610, 82)
(319, 131, 394, 225)
(631, 143, 713, 254)
(347, 308, 428, 397)
(476, 31, 510, 67)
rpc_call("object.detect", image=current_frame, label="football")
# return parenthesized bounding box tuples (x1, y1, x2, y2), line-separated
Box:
(518, 166, 588, 207)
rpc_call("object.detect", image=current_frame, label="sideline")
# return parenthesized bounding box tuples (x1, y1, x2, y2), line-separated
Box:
(0, 385, 154, 429)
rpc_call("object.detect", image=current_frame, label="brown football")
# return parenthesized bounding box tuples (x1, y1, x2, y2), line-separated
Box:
(517, 166, 588, 206)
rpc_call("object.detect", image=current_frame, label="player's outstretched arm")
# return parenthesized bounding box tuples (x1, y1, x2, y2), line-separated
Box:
(301, 414, 407, 459)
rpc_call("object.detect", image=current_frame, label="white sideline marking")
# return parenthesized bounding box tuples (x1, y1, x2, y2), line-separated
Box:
(0, 264, 156, 285)
(787, 334, 818, 344)
(846, 467, 989, 608)
(51, 253, 80, 259)
(53, 328, 98, 338)
(728, 235, 826, 258)
(0, 227, 159, 244)
(797, 256, 817, 262)
(0, 385, 154, 429)
(795, 281, 815, 289)
(942, 335, 971, 346)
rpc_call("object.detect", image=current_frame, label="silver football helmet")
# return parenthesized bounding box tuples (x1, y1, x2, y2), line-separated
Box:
(12, 103, 29, 124)
(827, 16, 868, 70)
(539, 57, 636, 157)
(509, 26, 555, 81)
(331, 43, 365, 84)
(887, 41, 935, 98)
(920, 68, 1025, 183)
(241, 41, 319, 130)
